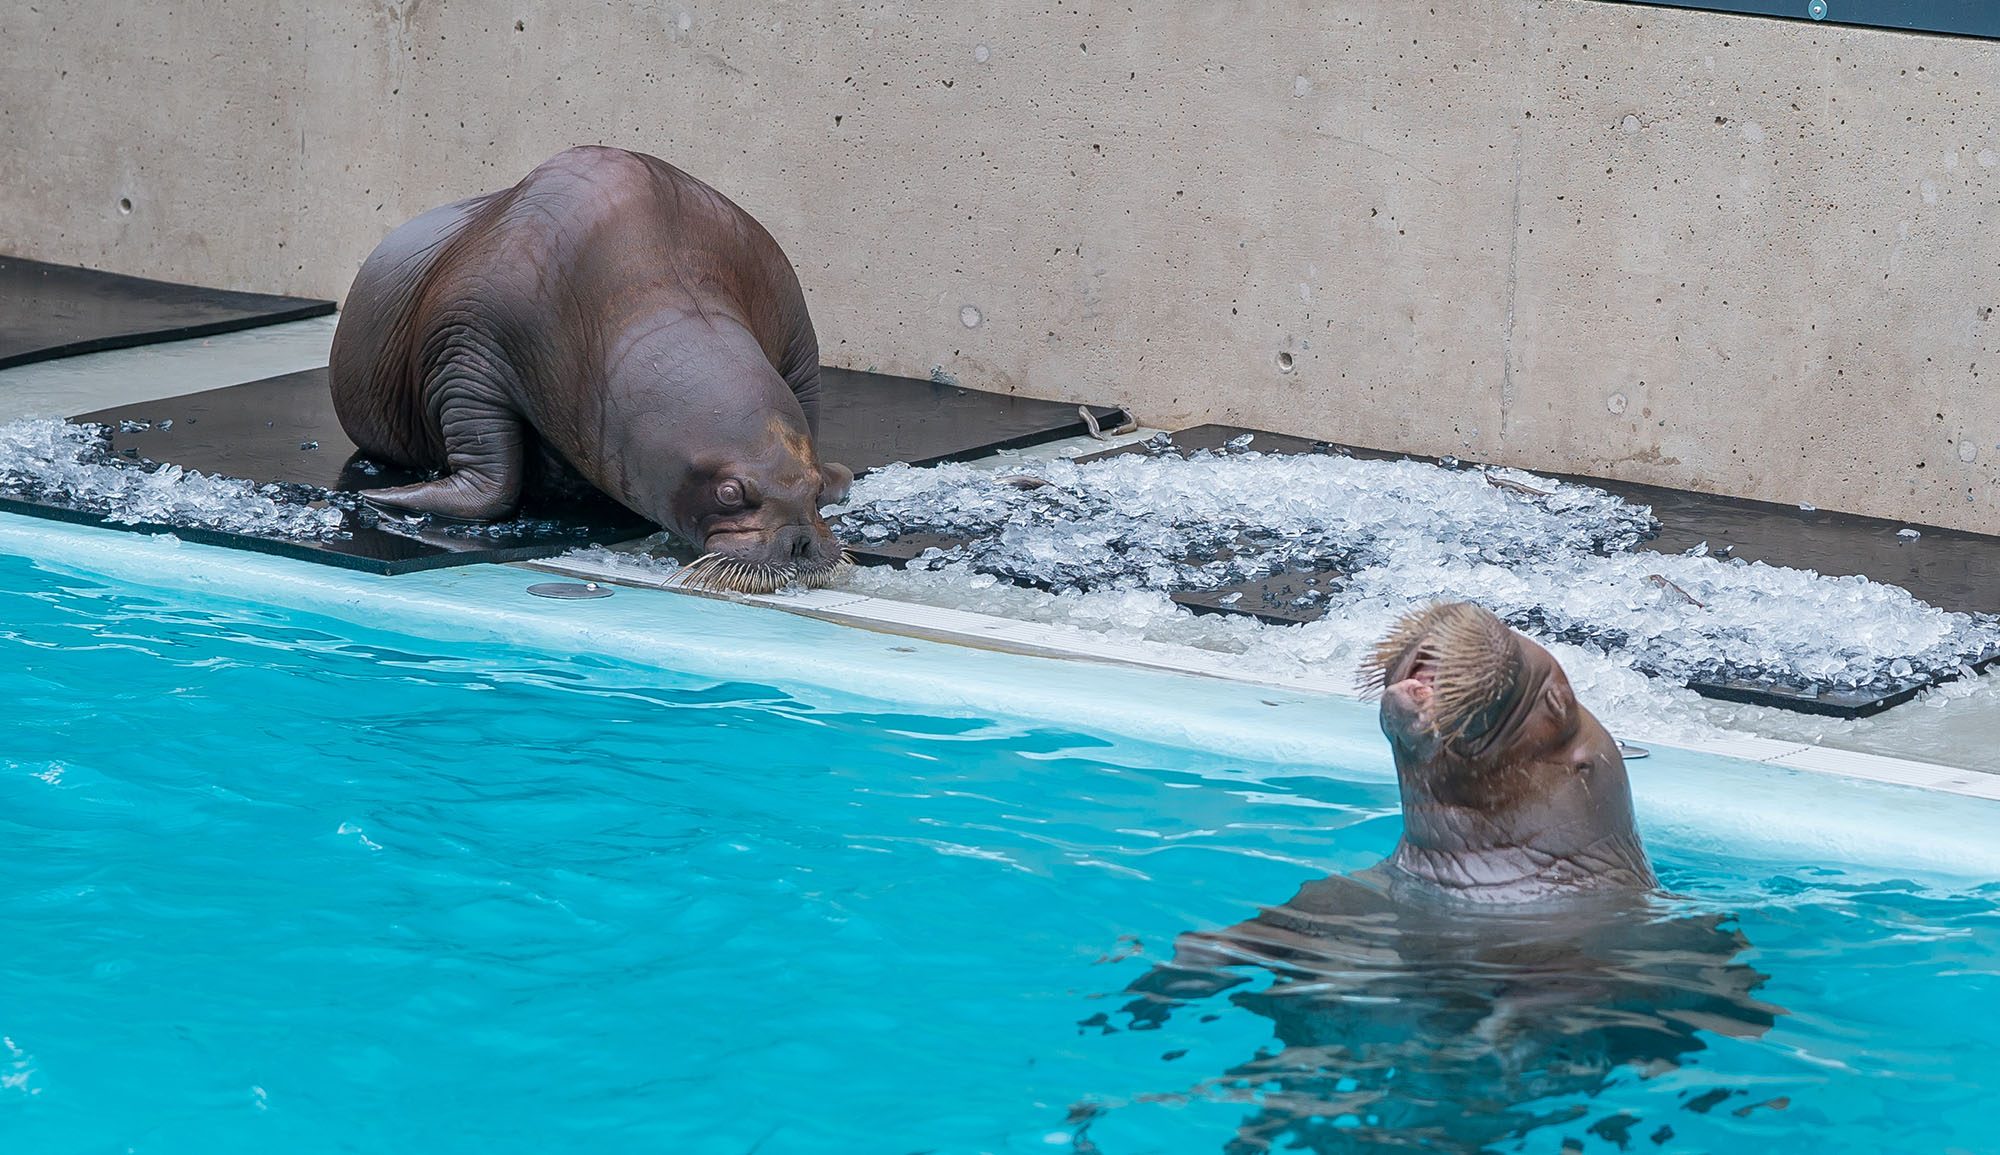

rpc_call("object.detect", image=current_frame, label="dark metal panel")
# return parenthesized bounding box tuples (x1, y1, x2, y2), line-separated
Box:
(1604, 0, 2000, 40)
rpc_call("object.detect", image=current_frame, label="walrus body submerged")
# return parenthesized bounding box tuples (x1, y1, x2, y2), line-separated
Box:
(1117, 604, 1781, 1152)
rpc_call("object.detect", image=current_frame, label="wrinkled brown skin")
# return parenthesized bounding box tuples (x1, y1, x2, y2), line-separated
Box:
(1112, 608, 1775, 1152)
(1138, 608, 1658, 994)
(1372, 610, 1657, 900)
(329, 146, 852, 575)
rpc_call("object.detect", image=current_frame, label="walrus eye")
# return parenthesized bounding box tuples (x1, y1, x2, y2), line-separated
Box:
(715, 479, 747, 510)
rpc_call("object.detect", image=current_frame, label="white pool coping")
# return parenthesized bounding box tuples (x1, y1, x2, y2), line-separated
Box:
(528, 552, 2000, 804)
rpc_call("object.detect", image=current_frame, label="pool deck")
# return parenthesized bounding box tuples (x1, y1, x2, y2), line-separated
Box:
(6, 318, 2000, 803)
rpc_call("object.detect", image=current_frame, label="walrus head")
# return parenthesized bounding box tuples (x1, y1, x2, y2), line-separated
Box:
(1360, 602, 1657, 900)
(585, 319, 854, 595)
(662, 416, 853, 594)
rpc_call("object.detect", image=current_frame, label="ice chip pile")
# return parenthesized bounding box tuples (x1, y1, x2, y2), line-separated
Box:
(831, 446, 1652, 594)
(0, 419, 349, 541)
(0, 418, 616, 547)
(829, 444, 1654, 594)
(828, 442, 2000, 701)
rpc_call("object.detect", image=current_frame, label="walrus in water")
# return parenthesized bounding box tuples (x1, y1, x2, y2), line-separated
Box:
(329, 145, 852, 592)
(1110, 604, 1782, 1153)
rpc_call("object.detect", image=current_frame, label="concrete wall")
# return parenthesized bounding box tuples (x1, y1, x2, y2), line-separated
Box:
(4, 1, 1998, 531)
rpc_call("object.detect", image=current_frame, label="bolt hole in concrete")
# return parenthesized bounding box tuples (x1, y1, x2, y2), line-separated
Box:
(1276, 351, 1295, 373)
(117, 197, 132, 214)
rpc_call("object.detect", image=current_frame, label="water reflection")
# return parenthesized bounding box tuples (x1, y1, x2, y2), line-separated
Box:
(1113, 868, 1784, 1153)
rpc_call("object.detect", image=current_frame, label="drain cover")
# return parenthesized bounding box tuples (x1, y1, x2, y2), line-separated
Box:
(527, 581, 614, 600)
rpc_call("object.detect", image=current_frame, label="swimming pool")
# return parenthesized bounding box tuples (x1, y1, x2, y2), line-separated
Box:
(3, 518, 1999, 1153)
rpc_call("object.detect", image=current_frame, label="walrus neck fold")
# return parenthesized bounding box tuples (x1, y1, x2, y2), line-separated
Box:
(1389, 821, 1657, 903)
(1389, 745, 1659, 901)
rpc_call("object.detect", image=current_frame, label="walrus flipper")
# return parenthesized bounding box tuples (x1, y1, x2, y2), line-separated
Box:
(330, 192, 501, 469)
(361, 346, 528, 521)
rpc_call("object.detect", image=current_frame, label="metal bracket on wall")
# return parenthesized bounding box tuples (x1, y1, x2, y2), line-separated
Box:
(1604, 0, 2000, 40)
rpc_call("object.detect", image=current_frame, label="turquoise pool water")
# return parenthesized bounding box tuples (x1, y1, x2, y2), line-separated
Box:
(2, 549, 1998, 1154)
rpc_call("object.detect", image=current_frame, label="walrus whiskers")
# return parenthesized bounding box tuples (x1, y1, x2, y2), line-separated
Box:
(667, 552, 725, 589)
(1358, 606, 1442, 696)
(665, 555, 704, 587)
(1425, 606, 1521, 744)
(668, 544, 853, 594)
(1359, 603, 1523, 743)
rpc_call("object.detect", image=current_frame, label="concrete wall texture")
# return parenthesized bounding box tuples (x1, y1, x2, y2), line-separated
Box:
(4, 1, 1997, 530)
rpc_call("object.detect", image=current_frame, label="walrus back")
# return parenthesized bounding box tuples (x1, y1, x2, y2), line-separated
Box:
(533, 147, 825, 430)
(326, 146, 830, 537)
(329, 192, 499, 469)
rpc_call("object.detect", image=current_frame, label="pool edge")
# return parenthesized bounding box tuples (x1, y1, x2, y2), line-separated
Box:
(0, 508, 1989, 808)
(524, 554, 2000, 805)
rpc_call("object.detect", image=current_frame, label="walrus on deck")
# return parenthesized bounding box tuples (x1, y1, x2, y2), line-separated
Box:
(329, 145, 852, 592)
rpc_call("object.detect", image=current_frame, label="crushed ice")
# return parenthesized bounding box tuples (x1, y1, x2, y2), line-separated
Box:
(0, 419, 348, 541)
(823, 440, 2000, 702)
(0, 418, 602, 544)
(558, 539, 685, 583)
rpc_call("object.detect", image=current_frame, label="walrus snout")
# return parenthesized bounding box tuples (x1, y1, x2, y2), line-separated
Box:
(712, 520, 841, 567)
(667, 444, 854, 593)
(1362, 603, 1523, 751)
(1378, 646, 1440, 745)
(678, 515, 848, 593)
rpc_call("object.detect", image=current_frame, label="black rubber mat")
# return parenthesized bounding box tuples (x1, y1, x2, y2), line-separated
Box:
(23, 367, 1128, 576)
(1168, 565, 1997, 718)
(815, 367, 1126, 473)
(0, 257, 336, 370)
(58, 370, 650, 575)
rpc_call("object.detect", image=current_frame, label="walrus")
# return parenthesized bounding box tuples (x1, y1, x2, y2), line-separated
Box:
(1363, 599, 1656, 900)
(1106, 604, 1781, 1153)
(329, 145, 852, 592)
